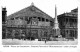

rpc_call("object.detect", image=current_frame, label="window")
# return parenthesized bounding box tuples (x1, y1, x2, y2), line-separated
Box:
(46, 19, 49, 22)
(15, 17, 19, 19)
(10, 18, 14, 20)
(20, 17, 23, 20)
(38, 17, 41, 21)
(50, 21, 53, 26)
(66, 18, 68, 22)
(25, 16, 28, 21)
(42, 18, 45, 21)
(33, 17, 36, 18)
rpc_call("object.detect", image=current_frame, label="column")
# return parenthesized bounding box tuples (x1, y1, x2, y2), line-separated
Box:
(68, 30, 70, 38)
(47, 29, 50, 37)
(26, 29, 27, 38)
(38, 29, 40, 39)
(74, 30, 75, 38)
(42, 29, 44, 38)
(5, 29, 8, 39)
(20, 29, 22, 39)
(41, 17, 42, 21)
(73, 19, 74, 27)
(68, 18, 70, 27)
(12, 29, 15, 39)
(65, 30, 67, 38)
(65, 18, 66, 24)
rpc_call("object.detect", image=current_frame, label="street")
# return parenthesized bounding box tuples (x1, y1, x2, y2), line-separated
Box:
(2, 39, 78, 45)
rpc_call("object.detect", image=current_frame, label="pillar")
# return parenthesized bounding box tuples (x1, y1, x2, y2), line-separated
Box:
(74, 30, 75, 38)
(68, 30, 70, 38)
(37, 29, 39, 39)
(65, 30, 67, 38)
(26, 29, 28, 38)
(68, 18, 70, 27)
(12, 29, 15, 39)
(5, 29, 8, 39)
(20, 29, 22, 39)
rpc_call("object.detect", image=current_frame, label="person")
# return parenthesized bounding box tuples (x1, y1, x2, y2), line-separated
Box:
(45, 39, 46, 43)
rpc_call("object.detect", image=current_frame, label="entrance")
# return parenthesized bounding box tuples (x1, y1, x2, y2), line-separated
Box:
(27, 30, 38, 40)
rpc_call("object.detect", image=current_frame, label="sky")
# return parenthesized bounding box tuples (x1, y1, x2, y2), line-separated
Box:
(0, 0, 79, 18)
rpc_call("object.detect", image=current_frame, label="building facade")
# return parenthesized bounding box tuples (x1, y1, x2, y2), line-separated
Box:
(58, 8, 78, 39)
(2, 4, 54, 40)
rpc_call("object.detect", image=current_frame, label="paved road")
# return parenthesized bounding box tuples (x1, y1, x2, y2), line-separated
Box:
(2, 39, 78, 45)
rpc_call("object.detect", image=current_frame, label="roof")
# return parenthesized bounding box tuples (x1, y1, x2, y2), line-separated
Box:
(71, 8, 78, 13)
(7, 5, 54, 22)
(58, 8, 78, 18)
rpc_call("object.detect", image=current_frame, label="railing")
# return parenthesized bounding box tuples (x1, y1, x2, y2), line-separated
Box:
(65, 23, 77, 28)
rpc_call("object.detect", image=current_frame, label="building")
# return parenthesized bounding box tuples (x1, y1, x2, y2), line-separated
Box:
(2, 7, 7, 39)
(57, 8, 78, 39)
(2, 3, 55, 40)
(2, 3, 78, 40)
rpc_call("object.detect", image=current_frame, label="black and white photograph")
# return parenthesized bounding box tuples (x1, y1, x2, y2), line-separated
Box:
(1, 0, 78, 45)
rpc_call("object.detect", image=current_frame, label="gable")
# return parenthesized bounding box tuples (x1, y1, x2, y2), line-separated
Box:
(7, 5, 54, 22)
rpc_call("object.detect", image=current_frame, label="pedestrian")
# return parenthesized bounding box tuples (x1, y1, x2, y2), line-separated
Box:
(45, 39, 46, 43)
